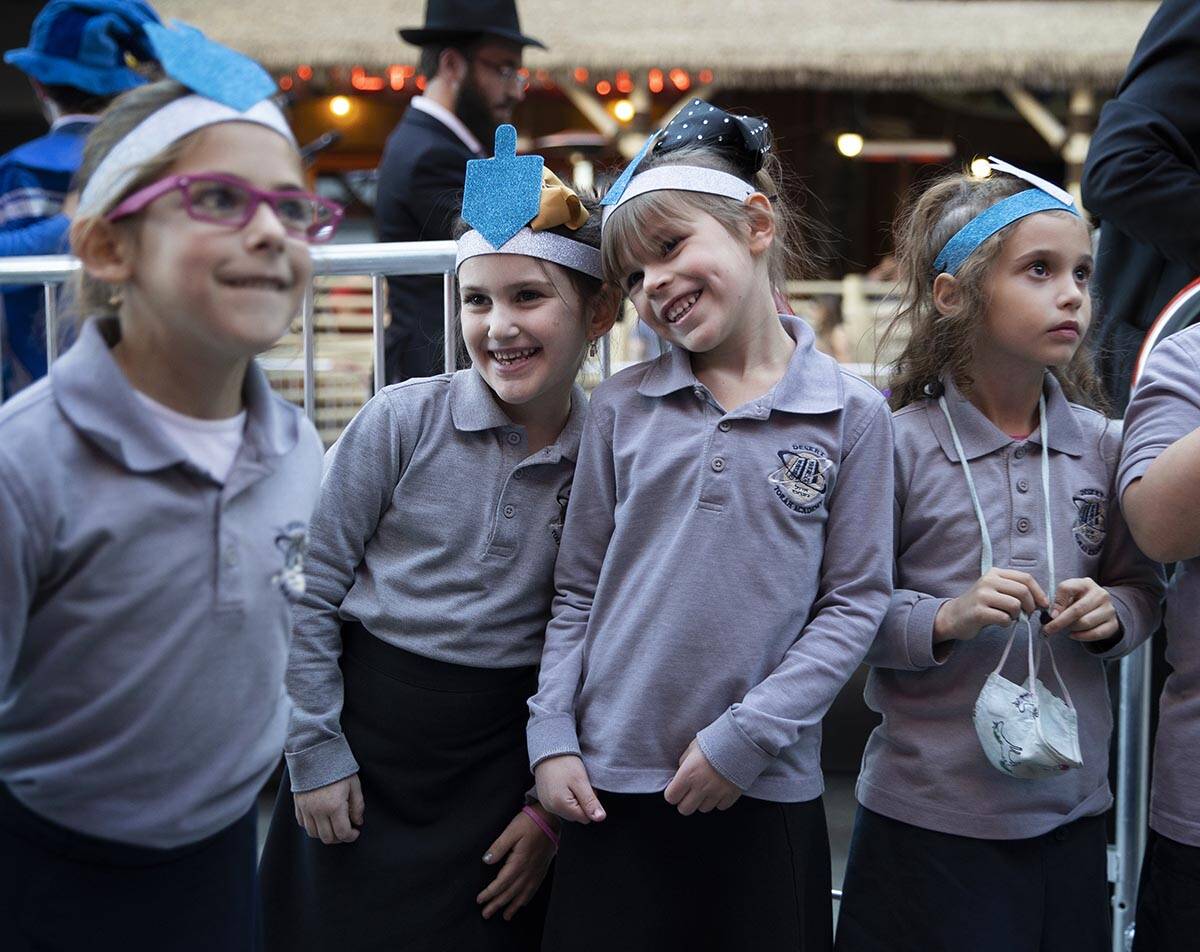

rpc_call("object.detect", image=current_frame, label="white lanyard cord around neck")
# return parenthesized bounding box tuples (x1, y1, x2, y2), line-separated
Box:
(937, 392, 1074, 706)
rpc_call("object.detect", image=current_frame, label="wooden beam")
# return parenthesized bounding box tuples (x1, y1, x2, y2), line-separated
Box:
(1003, 86, 1066, 150)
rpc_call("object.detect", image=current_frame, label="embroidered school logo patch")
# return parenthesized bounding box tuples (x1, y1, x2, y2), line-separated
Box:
(1071, 488, 1106, 556)
(272, 522, 309, 600)
(768, 444, 833, 513)
(550, 486, 571, 546)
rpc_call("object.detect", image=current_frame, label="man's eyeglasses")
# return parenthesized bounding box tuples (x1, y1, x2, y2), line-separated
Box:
(470, 56, 529, 92)
(106, 173, 345, 243)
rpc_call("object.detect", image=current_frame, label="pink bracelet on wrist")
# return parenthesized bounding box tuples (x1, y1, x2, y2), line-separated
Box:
(522, 804, 560, 850)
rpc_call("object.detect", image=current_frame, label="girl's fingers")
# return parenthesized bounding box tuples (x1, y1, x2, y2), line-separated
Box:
(331, 802, 358, 843)
(477, 859, 519, 905)
(1068, 607, 1118, 637)
(348, 775, 365, 826)
(482, 820, 520, 865)
(993, 578, 1037, 614)
(995, 570, 1048, 607)
(502, 885, 536, 921)
(1045, 588, 1103, 633)
(316, 813, 338, 845)
(663, 772, 686, 806)
(984, 591, 1023, 620)
(571, 778, 606, 822)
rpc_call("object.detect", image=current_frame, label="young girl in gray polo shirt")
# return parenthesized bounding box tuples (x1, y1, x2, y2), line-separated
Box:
(1119, 320, 1200, 951)
(835, 163, 1164, 952)
(0, 33, 332, 952)
(527, 103, 894, 951)
(258, 130, 619, 952)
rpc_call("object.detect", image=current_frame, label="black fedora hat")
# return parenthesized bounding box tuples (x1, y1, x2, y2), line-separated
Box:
(399, 0, 546, 49)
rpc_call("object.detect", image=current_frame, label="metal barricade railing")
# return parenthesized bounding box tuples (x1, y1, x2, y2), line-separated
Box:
(0, 245, 1151, 945)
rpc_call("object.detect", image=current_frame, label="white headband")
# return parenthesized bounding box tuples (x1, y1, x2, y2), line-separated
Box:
(78, 94, 296, 215)
(455, 228, 603, 279)
(600, 165, 756, 226)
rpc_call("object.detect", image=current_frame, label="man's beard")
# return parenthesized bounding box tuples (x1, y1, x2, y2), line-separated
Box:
(455, 78, 507, 152)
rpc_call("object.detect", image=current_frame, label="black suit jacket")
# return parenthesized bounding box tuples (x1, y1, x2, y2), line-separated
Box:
(1082, 0, 1200, 411)
(375, 106, 478, 382)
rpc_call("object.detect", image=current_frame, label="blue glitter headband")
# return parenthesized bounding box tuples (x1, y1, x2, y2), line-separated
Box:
(933, 188, 1079, 276)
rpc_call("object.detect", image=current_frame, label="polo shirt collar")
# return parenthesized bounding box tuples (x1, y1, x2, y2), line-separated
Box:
(637, 313, 844, 415)
(928, 372, 1085, 463)
(52, 317, 300, 474)
(449, 368, 588, 461)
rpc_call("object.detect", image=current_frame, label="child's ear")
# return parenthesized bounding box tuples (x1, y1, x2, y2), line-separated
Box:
(586, 285, 622, 341)
(744, 192, 775, 256)
(70, 216, 135, 286)
(932, 273, 962, 317)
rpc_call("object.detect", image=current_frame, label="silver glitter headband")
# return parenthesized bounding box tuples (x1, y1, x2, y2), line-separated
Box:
(455, 228, 603, 279)
(600, 165, 755, 226)
(78, 94, 296, 215)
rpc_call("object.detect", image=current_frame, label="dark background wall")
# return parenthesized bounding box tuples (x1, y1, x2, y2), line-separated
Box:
(1, 1, 50, 153)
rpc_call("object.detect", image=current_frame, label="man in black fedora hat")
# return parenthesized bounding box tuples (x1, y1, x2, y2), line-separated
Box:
(376, 0, 544, 383)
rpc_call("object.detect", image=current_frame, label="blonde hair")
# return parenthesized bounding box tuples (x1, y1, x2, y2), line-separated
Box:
(882, 169, 1106, 413)
(600, 143, 818, 291)
(67, 81, 209, 321)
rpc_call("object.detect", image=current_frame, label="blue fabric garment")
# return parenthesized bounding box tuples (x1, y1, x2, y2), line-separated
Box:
(0, 120, 91, 400)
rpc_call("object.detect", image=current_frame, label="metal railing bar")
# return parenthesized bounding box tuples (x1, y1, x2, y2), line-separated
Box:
(43, 283, 58, 365)
(301, 285, 316, 423)
(371, 274, 386, 396)
(442, 270, 456, 375)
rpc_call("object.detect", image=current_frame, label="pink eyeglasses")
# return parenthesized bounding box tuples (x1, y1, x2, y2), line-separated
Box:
(106, 172, 345, 243)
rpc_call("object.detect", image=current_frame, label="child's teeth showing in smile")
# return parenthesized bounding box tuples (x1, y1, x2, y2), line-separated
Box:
(665, 291, 701, 324)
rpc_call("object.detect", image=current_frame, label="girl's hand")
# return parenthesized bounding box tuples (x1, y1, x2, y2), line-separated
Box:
(663, 740, 741, 816)
(293, 773, 364, 844)
(933, 568, 1049, 643)
(1042, 578, 1119, 642)
(534, 755, 606, 824)
(476, 806, 558, 921)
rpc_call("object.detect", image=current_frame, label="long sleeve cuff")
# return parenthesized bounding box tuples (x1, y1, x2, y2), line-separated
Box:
(527, 714, 582, 770)
(904, 596, 952, 669)
(285, 733, 360, 794)
(696, 708, 775, 792)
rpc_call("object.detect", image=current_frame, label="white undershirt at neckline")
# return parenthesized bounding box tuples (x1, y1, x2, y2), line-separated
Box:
(134, 390, 247, 483)
(408, 95, 485, 156)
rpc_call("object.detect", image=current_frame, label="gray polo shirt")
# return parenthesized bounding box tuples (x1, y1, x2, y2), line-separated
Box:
(1118, 324, 1200, 848)
(284, 369, 586, 793)
(859, 374, 1163, 840)
(527, 315, 894, 802)
(0, 317, 324, 849)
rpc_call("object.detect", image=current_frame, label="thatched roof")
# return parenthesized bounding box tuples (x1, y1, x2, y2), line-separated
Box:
(154, 0, 1157, 91)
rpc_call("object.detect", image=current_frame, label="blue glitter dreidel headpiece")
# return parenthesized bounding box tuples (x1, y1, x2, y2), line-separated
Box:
(77, 18, 296, 215)
(455, 125, 603, 279)
(462, 124, 544, 247)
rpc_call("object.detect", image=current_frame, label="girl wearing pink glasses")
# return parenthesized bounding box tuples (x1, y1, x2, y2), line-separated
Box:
(0, 38, 338, 949)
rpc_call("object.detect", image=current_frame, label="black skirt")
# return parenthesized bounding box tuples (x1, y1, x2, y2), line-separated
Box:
(259, 621, 548, 952)
(835, 805, 1110, 952)
(0, 783, 259, 952)
(1132, 829, 1200, 952)
(541, 790, 833, 952)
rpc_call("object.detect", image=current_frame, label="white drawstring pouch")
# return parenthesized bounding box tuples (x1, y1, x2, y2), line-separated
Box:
(973, 615, 1083, 779)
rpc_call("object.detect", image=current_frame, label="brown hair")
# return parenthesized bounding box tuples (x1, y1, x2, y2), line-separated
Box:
(882, 168, 1107, 413)
(600, 142, 819, 291)
(67, 80, 201, 321)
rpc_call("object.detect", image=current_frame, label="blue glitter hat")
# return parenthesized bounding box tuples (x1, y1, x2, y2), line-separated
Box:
(456, 125, 602, 278)
(5, 0, 160, 96)
(462, 124, 544, 247)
